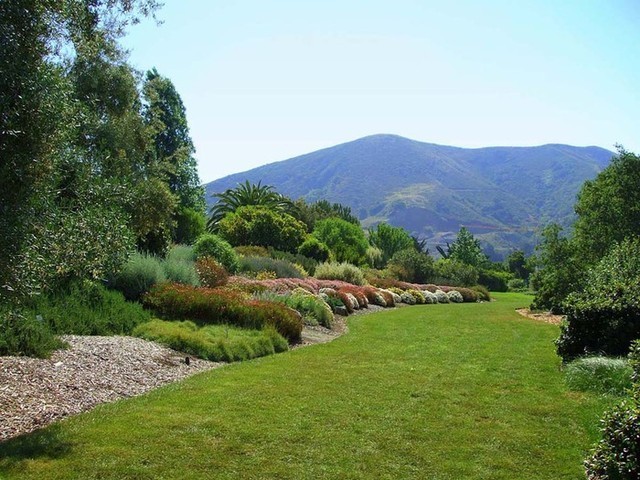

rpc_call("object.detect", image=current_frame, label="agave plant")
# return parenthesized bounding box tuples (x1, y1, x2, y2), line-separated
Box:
(207, 181, 296, 231)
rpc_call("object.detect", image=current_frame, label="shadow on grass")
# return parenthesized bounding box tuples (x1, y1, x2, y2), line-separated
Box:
(0, 425, 73, 471)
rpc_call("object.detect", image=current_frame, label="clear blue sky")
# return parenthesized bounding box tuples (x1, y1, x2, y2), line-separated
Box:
(122, 0, 640, 183)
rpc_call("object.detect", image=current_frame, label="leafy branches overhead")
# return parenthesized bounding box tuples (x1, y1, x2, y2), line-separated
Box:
(207, 181, 296, 232)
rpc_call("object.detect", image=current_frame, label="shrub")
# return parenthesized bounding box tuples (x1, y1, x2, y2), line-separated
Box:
(507, 278, 527, 291)
(433, 259, 479, 287)
(451, 287, 479, 303)
(134, 320, 288, 362)
(143, 283, 302, 342)
(585, 393, 640, 479)
(315, 262, 365, 286)
(338, 286, 368, 309)
(239, 255, 304, 279)
(268, 248, 317, 276)
(362, 286, 388, 307)
(257, 289, 334, 328)
(33, 280, 151, 335)
(478, 269, 511, 292)
(565, 356, 633, 396)
(434, 289, 449, 303)
(162, 255, 200, 286)
(174, 207, 206, 245)
(193, 234, 239, 273)
(313, 217, 369, 265)
(557, 239, 640, 361)
(380, 289, 400, 306)
(447, 290, 464, 303)
(387, 249, 435, 283)
(166, 244, 196, 263)
(110, 252, 166, 301)
(407, 289, 425, 304)
(0, 308, 65, 358)
(422, 291, 438, 304)
(234, 245, 269, 257)
(218, 205, 307, 253)
(298, 236, 332, 263)
(400, 292, 416, 305)
(471, 285, 491, 301)
(195, 257, 229, 288)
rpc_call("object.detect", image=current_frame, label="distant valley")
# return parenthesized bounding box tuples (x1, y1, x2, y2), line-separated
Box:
(205, 134, 613, 259)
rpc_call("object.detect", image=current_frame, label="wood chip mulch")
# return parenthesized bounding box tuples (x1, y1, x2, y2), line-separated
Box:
(0, 336, 221, 442)
(515, 308, 565, 325)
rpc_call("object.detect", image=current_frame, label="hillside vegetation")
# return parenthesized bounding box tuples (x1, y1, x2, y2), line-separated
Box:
(205, 134, 612, 258)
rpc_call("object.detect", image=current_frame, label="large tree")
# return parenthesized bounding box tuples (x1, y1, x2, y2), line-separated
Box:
(573, 147, 640, 264)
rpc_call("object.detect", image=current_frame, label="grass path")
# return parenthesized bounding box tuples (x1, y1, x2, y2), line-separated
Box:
(0, 293, 612, 479)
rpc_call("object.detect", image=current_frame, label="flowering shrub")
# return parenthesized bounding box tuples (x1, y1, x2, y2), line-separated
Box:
(338, 286, 369, 309)
(143, 283, 302, 342)
(422, 291, 438, 304)
(407, 289, 425, 304)
(195, 257, 229, 288)
(434, 290, 449, 303)
(447, 290, 464, 303)
(362, 286, 388, 307)
(378, 289, 397, 307)
(400, 292, 416, 305)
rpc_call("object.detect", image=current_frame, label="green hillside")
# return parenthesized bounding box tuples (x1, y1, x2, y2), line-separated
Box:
(205, 135, 612, 258)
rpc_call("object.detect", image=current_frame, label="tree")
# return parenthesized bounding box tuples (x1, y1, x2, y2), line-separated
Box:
(208, 181, 296, 232)
(312, 218, 369, 265)
(368, 223, 414, 266)
(447, 227, 488, 268)
(387, 249, 435, 284)
(529, 224, 584, 312)
(573, 147, 640, 264)
(506, 250, 531, 282)
(143, 68, 205, 215)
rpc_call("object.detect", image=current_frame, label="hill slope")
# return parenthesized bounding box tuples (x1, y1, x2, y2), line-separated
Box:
(205, 135, 613, 258)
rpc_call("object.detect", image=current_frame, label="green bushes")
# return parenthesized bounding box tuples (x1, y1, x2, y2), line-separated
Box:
(433, 259, 479, 287)
(557, 239, 640, 361)
(585, 342, 640, 479)
(193, 234, 239, 273)
(313, 217, 369, 265)
(133, 320, 288, 362)
(564, 357, 633, 395)
(33, 281, 151, 335)
(258, 289, 334, 328)
(110, 252, 166, 301)
(143, 283, 303, 342)
(478, 269, 511, 292)
(298, 237, 331, 263)
(314, 262, 365, 286)
(387, 248, 434, 284)
(0, 308, 65, 358)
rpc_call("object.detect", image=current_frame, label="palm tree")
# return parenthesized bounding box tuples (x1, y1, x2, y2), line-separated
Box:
(206, 181, 296, 232)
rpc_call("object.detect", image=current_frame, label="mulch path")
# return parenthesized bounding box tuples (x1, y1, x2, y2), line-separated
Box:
(515, 308, 565, 326)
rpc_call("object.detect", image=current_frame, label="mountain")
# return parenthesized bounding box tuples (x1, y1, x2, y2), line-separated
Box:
(204, 134, 613, 259)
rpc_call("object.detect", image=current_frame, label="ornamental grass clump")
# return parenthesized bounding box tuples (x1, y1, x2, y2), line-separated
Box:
(315, 262, 365, 286)
(564, 356, 633, 396)
(134, 320, 288, 362)
(143, 283, 302, 342)
(239, 256, 305, 279)
(110, 252, 166, 301)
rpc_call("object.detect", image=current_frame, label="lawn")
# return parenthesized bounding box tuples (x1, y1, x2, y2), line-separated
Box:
(0, 293, 613, 479)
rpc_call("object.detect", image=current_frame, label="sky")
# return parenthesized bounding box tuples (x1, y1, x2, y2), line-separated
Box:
(121, 0, 640, 183)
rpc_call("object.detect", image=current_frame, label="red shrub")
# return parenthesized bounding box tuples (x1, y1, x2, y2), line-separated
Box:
(338, 286, 368, 309)
(195, 257, 229, 287)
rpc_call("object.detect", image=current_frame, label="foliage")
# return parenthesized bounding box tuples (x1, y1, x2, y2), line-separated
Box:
(0, 308, 65, 358)
(447, 290, 464, 303)
(195, 257, 229, 288)
(257, 290, 334, 328)
(564, 357, 633, 396)
(530, 224, 585, 312)
(471, 285, 492, 302)
(207, 181, 296, 232)
(557, 238, 640, 361)
(506, 250, 531, 281)
(162, 254, 199, 286)
(294, 198, 360, 230)
(447, 227, 489, 268)
(174, 207, 206, 245)
(314, 262, 366, 286)
(134, 320, 288, 363)
(368, 223, 414, 266)
(166, 244, 195, 263)
(143, 283, 303, 342)
(234, 245, 270, 257)
(109, 252, 166, 301)
(432, 259, 479, 287)
(298, 236, 332, 263)
(32, 280, 151, 336)
(217, 205, 307, 253)
(507, 278, 527, 291)
(193, 233, 239, 273)
(387, 248, 435, 283)
(268, 248, 318, 276)
(573, 148, 640, 265)
(239, 256, 304, 279)
(312, 218, 369, 265)
(478, 269, 512, 292)
(143, 68, 205, 216)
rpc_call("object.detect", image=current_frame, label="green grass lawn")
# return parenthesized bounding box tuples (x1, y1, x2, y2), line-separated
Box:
(0, 293, 613, 479)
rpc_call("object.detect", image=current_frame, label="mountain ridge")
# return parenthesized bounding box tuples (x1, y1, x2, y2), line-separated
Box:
(205, 134, 613, 259)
